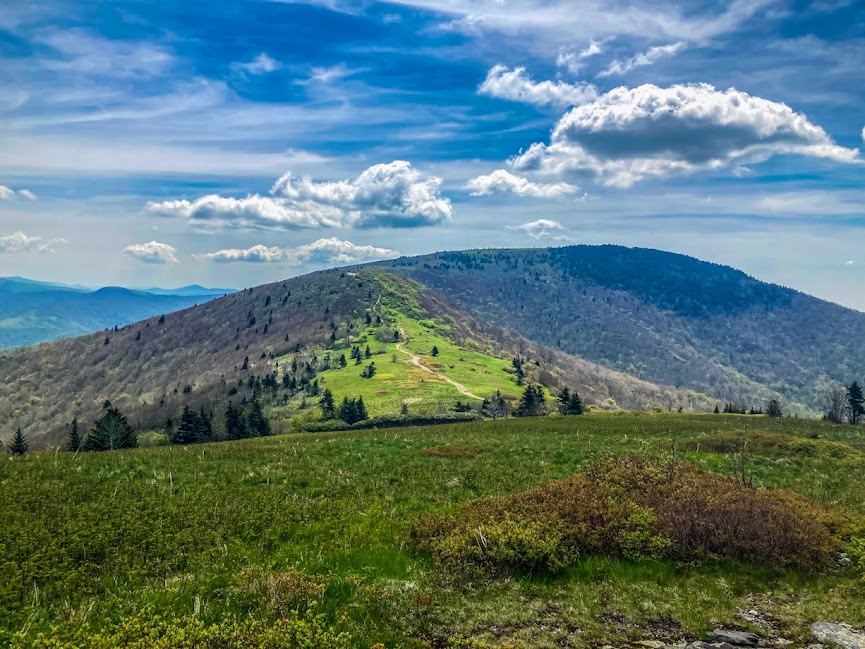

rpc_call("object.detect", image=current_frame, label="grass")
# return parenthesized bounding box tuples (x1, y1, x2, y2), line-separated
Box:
(2, 413, 865, 647)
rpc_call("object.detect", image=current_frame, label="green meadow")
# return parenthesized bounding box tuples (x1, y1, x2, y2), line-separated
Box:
(2, 413, 865, 647)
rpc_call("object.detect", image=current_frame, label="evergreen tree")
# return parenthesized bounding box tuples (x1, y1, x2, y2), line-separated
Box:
(557, 388, 571, 415)
(400, 402, 409, 415)
(339, 397, 357, 424)
(515, 385, 546, 417)
(361, 362, 377, 379)
(67, 417, 81, 452)
(431, 346, 439, 357)
(10, 427, 27, 456)
(198, 407, 213, 440)
(83, 407, 137, 451)
(172, 405, 205, 445)
(482, 391, 508, 420)
(512, 357, 525, 386)
(566, 391, 584, 415)
(319, 389, 336, 420)
(766, 399, 783, 418)
(364, 346, 372, 359)
(713, 404, 720, 414)
(848, 381, 865, 425)
(225, 402, 248, 440)
(248, 399, 271, 437)
(356, 396, 368, 422)
(339, 354, 347, 368)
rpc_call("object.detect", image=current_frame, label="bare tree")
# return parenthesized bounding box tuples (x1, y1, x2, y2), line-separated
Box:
(824, 386, 847, 424)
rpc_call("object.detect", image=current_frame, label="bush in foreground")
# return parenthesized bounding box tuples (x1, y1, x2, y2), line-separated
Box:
(411, 454, 849, 577)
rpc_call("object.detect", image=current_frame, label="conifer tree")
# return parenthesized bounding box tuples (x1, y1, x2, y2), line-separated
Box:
(319, 389, 336, 420)
(67, 417, 81, 452)
(83, 407, 137, 451)
(516, 385, 545, 417)
(356, 396, 368, 422)
(10, 427, 27, 456)
(558, 388, 571, 415)
(225, 402, 248, 440)
(431, 346, 439, 357)
(172, 405, 204, 445)
(482, 390, 508, 420)
(566, 391, 584, 415)
(248, 399, 271, 437)
(848, 381, 864, 425)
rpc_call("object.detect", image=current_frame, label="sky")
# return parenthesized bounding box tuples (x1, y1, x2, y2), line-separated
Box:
(0, 0, 864, 308)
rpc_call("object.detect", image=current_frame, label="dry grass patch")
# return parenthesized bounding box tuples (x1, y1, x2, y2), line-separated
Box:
(422, 444, 481, 459)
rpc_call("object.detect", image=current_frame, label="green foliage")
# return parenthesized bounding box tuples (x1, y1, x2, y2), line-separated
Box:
(515, 385, 545, 417)
(848, 381, 864, 424)
(337, 396, 368, 425)
(67, 418, 81, 452)
(82, 408, 136, 452)
(170, 405, 212, 445)
(319, 389, 336, 420)
(247, 399, 272, 437)
(9, 427, 27, 456)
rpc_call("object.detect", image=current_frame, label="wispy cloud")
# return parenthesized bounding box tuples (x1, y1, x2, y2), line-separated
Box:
(597, 42, 687, 77)
(231, 52, 281, 75)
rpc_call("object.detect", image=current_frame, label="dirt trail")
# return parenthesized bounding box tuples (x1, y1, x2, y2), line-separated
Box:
(395, 328, 482, 401)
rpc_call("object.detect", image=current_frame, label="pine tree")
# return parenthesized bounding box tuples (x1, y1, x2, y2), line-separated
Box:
(516, 385, 545, 417)
(431, 346, 439, 357)
(512, 357, 525, 386)
(339, 397, 357, 424)
(482, 391, 508, 420)
(848, 381, 865, 425)
(67, 417, 81, 452)
(339, 354, 347, 368)
(225, 402, 248, 440)
(83, 407, 137, 451)
(319, 389, 336, 420)
(10, 427, 27, 456)
(558, 388, 571, 415)
(248, 399, 271, 437)
(198, 407, 213, 440)
(364, 346, 372, 359)
(356, 396, 368, 422)
(766, 399, 783, 418)
(713, 404, 720, 414)
(172, 405, 204, 444)
(566, 391, 584, 415)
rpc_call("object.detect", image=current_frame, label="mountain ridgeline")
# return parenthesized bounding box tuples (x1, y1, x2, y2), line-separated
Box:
(2, 245, 862, 448)
(377, 246, 864, 413)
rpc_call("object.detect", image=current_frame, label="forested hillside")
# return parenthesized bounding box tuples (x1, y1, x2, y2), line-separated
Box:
(380, 246, 865, 413)
(1, 268, 707, 448)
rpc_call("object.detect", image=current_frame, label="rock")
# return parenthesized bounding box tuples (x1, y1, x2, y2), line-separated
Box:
(706, 630, 760, 646)
(810, 622, 865, 649)
(636, 641, 667, 649)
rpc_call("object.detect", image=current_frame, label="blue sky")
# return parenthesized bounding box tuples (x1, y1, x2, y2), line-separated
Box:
(1, 0, 864, 308)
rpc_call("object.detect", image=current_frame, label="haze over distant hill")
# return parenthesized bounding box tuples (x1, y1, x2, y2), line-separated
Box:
(0, 277, 235, 348)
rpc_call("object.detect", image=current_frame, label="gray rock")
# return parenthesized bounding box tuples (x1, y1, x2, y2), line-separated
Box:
(706, 630, 760, 646)
(810, 622, 865, 649)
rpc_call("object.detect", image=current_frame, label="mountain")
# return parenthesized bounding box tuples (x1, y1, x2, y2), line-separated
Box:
(0, 267, 710, 449)
(0, 278, 235, 348)
(138, 285, 236, 297)
(375, 246, 864, 413)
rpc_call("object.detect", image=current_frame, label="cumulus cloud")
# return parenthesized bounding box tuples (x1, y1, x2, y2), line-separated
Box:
(510, 83, 861, 187)
(478, 65, 598, 109)
(597, 42, 686, 77)
(556, 38, 609, 75)
(197, 237, 399, 266)
(508, 219, 567, 239)
(0, 231, 65, 253)
(123, 241, 179, 264)
(147, 161, 452, 230)
(0, 185, 35, 200)
(231, 52, 281, 75)
(465, 170, 579, 198)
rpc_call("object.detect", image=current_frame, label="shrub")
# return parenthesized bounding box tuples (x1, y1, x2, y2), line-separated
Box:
(411, 454, 846, 577)
(300, 420, 352, 433)
(683, 430, 862, 461)
(235, 567, 327, 616)
(351, 412, 480, 430)
(16, 606, 353, 649)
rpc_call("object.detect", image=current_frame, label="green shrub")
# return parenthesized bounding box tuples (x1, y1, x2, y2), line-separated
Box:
(299, 420, 352, 433)
(15, 607, 352, 649)
(683, 430, 862, 461)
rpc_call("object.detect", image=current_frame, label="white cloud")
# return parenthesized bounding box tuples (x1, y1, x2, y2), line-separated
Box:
(0, 231, 65, 253)
(845, 260, 855, 266)
(510, 83, 861, 187)
(465, 170, 579, 198)
(38, 29, 174, 79)
(0, 185, 37, 200)
(508, 219, 567, 239)
(556, 38, 609, 75)
(198, 237, 399, 265)
(299, 63, 366, 85)
(147, 161, 452, 230)
(123, 241, 179, 264)
(597, 42, 687, 77)
(231, 53, 281, 75)
(478, 65, 598, 109)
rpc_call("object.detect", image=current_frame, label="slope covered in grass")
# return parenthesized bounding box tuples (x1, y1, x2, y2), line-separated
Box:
(2, 413, 864, 647)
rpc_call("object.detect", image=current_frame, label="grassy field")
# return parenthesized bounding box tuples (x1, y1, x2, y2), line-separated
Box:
(2, 413, 865, 647)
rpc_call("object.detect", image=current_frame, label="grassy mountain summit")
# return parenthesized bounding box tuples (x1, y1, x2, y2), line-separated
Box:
(1, 267, 708, 449)
(379, 245, 864, 413)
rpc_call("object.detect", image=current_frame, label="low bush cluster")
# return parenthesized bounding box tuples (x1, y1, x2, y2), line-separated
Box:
(13, 607, 353, 649)
(683, 430, 862, 461)
(300, 412, 480, 433)
(411, 455, 848, 577)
